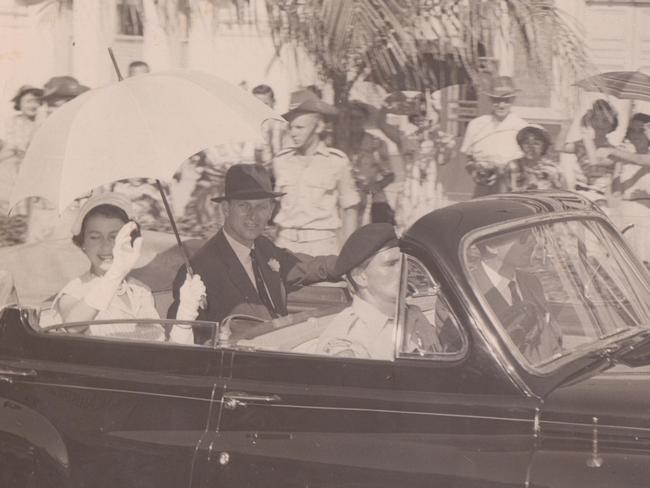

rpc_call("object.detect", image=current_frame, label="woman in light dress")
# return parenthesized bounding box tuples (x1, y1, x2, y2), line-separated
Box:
(54, 193, 205, 343)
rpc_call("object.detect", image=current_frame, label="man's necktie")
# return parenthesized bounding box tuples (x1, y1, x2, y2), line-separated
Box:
(250, 249, 278, 318)
(508, 280, 522, 304)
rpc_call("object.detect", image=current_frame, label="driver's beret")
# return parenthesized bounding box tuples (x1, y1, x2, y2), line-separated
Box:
(334, 223, 398, 277)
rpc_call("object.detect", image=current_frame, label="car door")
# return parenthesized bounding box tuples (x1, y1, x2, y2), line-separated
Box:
(0, 312, 223, 488)
(202, 253, 540, 488)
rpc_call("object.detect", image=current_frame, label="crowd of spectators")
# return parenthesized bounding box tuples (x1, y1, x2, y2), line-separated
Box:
(2, 66, 650, 262)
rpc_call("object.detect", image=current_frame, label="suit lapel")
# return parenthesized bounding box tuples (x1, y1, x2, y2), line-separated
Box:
(214, 231, 259, 304)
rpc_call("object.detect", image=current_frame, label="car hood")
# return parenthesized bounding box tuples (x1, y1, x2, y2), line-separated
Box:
(542, 362, 650, 430)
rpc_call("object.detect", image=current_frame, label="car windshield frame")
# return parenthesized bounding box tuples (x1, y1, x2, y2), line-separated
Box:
(461, 211, 650, 374)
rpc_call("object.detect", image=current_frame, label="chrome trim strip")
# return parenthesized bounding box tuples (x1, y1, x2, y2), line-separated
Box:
(541, 419, 650, 433)
(21, 381, 217, 403)
(262, 402, 533, 423)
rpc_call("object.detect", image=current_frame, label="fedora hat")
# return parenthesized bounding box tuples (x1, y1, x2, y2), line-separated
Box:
(211, 164, 285, 202)
(484, 76, 519, 98)
(11, 85, 44, 110)
(42, 76, 89, 102)
(282, 89, 338, 120)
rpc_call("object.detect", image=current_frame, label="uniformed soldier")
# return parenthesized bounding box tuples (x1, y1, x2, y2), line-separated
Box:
(315, 223, 442, 360)
(273, 89, 360, 255)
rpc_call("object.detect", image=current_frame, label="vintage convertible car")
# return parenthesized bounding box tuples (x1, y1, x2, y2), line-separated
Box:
(2, 191, 650, 488)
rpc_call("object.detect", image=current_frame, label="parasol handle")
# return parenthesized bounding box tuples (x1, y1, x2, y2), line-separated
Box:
(154, 179, 194, 276)
(108, 47, 124, 81)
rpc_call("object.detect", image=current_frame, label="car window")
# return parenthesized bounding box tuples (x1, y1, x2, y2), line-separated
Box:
(396, 255, 465, 359)
(465, 219, 650, 369)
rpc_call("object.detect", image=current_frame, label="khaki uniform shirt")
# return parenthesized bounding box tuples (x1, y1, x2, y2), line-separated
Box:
(316, 296, 443, 360)
(273, 142, 360, 230)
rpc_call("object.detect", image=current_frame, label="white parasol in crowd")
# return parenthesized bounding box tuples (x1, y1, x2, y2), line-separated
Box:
(9, 51, 283, 272)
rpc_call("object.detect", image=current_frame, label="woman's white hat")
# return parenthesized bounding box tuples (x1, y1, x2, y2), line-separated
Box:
(71, 192, 135, 236)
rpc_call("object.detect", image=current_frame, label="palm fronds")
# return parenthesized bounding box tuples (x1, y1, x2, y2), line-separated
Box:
(265, 0, 591, 99)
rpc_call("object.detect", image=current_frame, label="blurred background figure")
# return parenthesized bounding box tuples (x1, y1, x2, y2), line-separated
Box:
(251, 84, 288, 171)
(26, 76, 89, 244)
(0, 85, 43, 216)
(374, 91, 454, 230)
(341, 101, 395, 226)
(461, 76, 527, 198)
(504, 125, 565, 192)
(127, 60, 150, 77)
(562, 99, 618, 207)
(592, 112, 650, 265)
(42, 76, 89, 116)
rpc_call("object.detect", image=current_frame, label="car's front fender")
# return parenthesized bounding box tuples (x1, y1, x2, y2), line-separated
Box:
(0, 396, 70, 486)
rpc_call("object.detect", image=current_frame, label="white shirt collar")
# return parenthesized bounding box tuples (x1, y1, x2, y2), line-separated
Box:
(223, 229, 253, 261)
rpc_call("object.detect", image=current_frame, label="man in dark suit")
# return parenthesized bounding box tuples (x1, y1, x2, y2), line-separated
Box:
(472, 229, 562, 364)
(167, 164, 337, 342)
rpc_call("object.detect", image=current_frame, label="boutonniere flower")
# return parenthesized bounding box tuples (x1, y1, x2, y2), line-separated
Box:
(267, 258, 280, 272)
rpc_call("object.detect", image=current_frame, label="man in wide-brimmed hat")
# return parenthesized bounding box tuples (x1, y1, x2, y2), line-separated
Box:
(168, 163, 338, 342)
(460, 75, 527, 197)
(273, 89, 360, 255)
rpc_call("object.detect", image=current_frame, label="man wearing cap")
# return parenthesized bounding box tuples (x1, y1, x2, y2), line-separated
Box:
(460, 76, 527, 197)
(273, 89, 360, 255)
(167, 164, 338, 343)
(315, 223, 442, 360)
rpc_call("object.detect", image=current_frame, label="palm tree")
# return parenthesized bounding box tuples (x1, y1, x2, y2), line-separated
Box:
(264, 0, 590, 106)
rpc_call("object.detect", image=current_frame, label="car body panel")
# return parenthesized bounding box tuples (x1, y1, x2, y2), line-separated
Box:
(0, 308, 222, 488)
(209, 349, 538, 487)
(3, 192, 650, 487)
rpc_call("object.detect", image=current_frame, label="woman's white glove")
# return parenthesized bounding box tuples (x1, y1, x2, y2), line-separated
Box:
(84, 221, 142, 311)
(103, 221, 142, 280)
(176, 272, 206, 321)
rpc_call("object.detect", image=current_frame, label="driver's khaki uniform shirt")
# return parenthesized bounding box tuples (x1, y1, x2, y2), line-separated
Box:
(315, 296, 443, 360)
(315, 296, 396, 360)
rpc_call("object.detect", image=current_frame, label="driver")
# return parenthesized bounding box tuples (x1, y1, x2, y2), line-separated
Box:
(473, 229, 562, 363)
(315, 223, 442, 360)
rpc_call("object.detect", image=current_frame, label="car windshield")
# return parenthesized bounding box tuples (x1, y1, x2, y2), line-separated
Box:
(465, 218, 650, 369)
